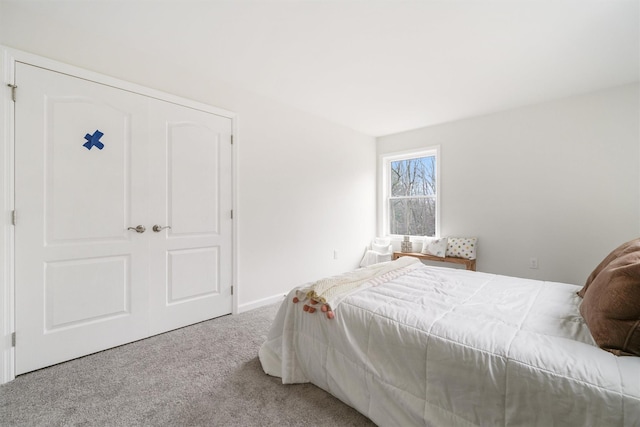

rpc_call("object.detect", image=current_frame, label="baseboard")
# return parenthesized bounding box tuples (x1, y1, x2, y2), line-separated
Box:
(238, 293, 287, 313)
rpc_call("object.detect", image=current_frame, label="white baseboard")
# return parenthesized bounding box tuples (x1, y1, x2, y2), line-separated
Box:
(238, 293, 287, 313)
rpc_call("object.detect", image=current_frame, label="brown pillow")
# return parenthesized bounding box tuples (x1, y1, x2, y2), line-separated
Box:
(579, 243, 640, 356)
(578, 238, 640, 298)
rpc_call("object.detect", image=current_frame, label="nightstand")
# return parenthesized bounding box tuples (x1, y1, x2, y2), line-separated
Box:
(392, 252, 476, 271)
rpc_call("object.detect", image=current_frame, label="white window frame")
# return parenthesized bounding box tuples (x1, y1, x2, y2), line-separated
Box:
(379, 146, 440, 238)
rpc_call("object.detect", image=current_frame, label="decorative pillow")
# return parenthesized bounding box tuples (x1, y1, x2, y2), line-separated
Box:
(445, 237, 477, 260)
(373, 237, 391, 246)
(578, 238, 640, 297)
(421, 237, 448, 258)
(579, 239, 640, 356)
(372, 242, 391, 253)
(371, 238, 391, 254)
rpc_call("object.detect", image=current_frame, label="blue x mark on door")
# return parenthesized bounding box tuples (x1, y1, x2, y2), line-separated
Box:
(83, 130, 105, 150)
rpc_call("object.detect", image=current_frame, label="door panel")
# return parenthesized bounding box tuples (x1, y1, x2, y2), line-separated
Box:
(45, 256, 130, 329)
(147, 100, 232, 335)
(46, 96, 132, 242)
(169, 122, 221, 235)
(15, 63, 149, 375)
(167, 247, 219, 303)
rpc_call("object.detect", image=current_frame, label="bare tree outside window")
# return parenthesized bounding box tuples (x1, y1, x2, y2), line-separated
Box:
(389, 156, 436, 236)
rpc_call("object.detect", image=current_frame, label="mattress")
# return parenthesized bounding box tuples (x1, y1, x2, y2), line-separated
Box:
(259, 264, 640, 426)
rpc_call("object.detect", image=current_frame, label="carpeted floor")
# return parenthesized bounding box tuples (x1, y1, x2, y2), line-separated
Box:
(0, 302, 375, 426)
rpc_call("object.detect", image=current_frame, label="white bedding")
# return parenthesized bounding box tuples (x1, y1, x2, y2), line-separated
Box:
(259, 263, 640, 426)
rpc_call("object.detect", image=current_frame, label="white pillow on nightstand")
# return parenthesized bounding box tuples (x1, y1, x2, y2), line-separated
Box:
(421, 237, 448, 258)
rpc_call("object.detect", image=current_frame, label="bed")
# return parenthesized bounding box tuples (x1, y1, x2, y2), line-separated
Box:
(259, 243, 640, 427)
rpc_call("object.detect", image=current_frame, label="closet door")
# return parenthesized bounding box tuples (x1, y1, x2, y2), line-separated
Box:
(13, 63, 234, 375)
(14, 63, 150, 374)
(147, 100, 233, 334)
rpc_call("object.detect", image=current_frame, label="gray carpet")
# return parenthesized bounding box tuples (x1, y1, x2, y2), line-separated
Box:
(0, 302, 375, 426)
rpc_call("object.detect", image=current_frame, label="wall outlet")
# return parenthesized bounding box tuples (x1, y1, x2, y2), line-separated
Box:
(333, 250, 339, 260)
(529, 257, 539, 269)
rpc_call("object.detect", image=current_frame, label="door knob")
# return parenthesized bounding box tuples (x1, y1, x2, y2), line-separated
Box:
(152, 225, 171, 232)
(127, 225, 146, 233)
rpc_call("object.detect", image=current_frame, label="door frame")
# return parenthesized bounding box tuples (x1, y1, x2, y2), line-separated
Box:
(0, 46, 239, 384)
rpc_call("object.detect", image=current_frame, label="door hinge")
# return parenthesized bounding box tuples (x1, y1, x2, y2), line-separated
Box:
(11, 332, 16, 347)
(7, 84, 17, 102)
(230, 135, 234, 145)
(230, 209, 233, 220)
(11, 210, 16, 226)
(231, 285, 234, 296)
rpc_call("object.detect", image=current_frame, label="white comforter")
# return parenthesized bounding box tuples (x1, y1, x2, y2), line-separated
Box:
(259, 264, 640, 427)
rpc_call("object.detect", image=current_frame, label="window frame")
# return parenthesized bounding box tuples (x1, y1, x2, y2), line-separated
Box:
(379, 146, 441, 238)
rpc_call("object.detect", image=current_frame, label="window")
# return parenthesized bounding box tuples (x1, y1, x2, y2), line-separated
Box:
(380, 147, 439, 237)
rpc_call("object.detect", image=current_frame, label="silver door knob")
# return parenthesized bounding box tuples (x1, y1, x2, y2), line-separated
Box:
(152, 225, 171, 232)
(127, 225, 146, 233)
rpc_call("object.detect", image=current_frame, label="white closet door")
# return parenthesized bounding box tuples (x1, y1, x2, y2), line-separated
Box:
(14, 63, 233, 375)
(147, 99, 233, 334)
(14, 63, 150, 374)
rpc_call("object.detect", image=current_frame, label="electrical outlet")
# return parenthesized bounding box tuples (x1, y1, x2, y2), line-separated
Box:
(333, 250, 339, 260)
(529, 257, 539, 269)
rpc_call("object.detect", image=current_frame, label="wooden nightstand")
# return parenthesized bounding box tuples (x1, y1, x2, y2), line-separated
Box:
(393, 252, 476, 271)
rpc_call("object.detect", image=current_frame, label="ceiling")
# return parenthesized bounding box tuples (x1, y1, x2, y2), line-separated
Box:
(2, 0, 639, 136)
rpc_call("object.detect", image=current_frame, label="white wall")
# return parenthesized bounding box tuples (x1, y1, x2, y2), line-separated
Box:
(378, 84, 640, 285)
(234, 96, 376, 310)
(0, 5, 377, 313)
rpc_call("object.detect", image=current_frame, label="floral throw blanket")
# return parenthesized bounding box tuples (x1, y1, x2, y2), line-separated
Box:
(292, 256, 421, 318)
